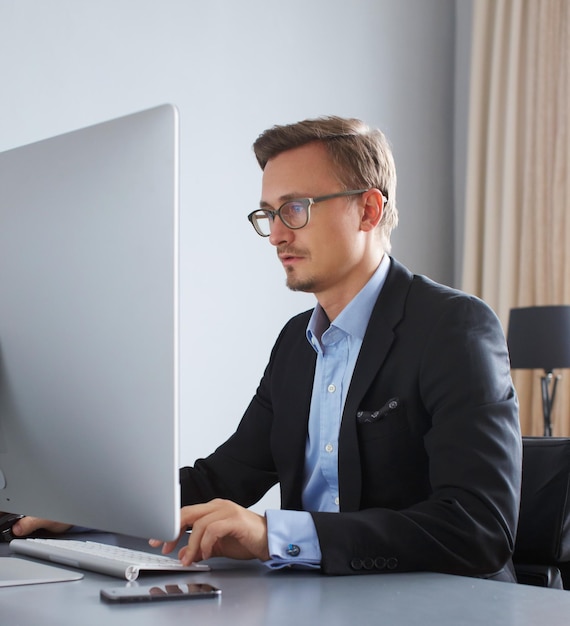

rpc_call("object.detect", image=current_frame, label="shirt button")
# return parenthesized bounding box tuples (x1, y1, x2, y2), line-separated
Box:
(325, 443, 334, 453)
(328, 384, 336, 393)
(334, 496, 340, 506)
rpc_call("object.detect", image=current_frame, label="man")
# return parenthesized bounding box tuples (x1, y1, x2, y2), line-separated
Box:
(15, 116, 522, 581)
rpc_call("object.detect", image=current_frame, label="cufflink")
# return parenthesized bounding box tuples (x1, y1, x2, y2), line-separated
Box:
(286, 544, 301, 557)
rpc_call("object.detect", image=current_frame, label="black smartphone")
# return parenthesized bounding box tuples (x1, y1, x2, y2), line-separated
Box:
(100, 582, 221, 604)
(0, 514, 24, 542)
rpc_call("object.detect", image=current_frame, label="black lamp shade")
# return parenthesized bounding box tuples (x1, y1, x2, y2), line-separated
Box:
(507, 306, 570, 372)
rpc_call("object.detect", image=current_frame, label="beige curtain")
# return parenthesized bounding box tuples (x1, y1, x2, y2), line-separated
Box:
(462, 0, 570, 435)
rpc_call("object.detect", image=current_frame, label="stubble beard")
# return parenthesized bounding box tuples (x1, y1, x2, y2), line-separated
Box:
(284, 267, 317, 293)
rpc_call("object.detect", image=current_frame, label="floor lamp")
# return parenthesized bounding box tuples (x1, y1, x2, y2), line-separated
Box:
(507, 306, 570, 436)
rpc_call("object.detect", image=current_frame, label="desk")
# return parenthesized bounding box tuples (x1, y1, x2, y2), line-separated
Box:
(2, 535, 570, 626)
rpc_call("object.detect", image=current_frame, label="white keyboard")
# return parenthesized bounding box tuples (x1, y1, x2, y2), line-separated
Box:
(10, 538, 210, 581)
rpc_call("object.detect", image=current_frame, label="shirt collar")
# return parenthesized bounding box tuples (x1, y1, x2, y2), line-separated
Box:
(306, 254, 391, 352)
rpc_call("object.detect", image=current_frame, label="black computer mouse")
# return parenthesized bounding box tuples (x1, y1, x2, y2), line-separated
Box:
(0, 513, 24, 542)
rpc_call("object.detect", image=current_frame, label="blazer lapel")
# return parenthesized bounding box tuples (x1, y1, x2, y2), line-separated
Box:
(338, 258, 413, 511)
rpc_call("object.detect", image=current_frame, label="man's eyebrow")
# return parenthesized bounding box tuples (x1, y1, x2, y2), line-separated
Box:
(259, 193, 307, 209)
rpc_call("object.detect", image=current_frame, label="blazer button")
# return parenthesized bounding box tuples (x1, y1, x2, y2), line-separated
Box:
(362, 557, 375, 570)
(386, 557, 399, 570)
(350, 558, 363, 570)
(374, 557, 386, 570)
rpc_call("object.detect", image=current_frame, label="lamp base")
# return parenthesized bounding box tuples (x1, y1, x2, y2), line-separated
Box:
(541, 371, 560, 437)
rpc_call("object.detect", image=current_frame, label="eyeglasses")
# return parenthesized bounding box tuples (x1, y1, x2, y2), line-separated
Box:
(247, 189, 370, 237)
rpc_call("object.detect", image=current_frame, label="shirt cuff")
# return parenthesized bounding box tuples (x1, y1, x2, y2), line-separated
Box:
(264, 509, 322, 570)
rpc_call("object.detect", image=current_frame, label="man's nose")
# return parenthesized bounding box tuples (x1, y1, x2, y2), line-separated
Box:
(268, 216, 293, 247)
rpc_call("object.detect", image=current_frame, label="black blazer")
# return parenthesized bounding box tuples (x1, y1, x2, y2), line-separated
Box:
(181, 258, 522, 580)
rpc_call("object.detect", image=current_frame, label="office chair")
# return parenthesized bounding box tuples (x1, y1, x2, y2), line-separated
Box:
(513, 436, 570, 589)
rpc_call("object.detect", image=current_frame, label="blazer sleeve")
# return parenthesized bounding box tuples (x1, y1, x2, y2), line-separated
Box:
(178, 315, 310, 509)
(179, 388, 279, 508)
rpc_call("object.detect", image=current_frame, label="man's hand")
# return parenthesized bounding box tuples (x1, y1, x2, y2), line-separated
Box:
(11, 516, 72, 537)
(149, 499, 270, 565)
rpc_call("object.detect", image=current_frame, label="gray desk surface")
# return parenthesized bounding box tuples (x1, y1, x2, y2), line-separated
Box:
(2, 535, 570, 626)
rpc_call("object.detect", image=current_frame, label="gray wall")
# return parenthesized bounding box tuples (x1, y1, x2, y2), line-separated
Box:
(454, 0, 473, 286)
(0, 0, 468, 510)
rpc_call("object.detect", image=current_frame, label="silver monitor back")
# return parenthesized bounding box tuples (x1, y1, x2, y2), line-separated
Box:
(0, 104, 180, 541)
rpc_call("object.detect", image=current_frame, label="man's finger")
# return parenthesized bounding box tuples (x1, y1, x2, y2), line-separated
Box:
(148, 537, 180, 555)
(12, 517, 71, 536)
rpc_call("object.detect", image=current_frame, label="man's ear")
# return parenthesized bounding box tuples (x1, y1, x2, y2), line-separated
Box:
(360, 188, 384, 232)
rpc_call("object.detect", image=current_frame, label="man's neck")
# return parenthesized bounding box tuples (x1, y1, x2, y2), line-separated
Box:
(316, 253, 385, 322)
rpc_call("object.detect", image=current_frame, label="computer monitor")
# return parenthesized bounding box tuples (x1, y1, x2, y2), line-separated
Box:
(0, 105, 181, 543)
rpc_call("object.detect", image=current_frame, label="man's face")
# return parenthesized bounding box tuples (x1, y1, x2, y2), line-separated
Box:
(260, 142, 372, 309)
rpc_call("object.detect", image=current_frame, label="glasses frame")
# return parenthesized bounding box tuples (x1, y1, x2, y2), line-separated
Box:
(247, 189, 371, 237)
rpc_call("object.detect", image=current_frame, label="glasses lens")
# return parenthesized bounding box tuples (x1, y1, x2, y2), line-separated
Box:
(252, 211, 272, 236)
(280, 201, 308, 229)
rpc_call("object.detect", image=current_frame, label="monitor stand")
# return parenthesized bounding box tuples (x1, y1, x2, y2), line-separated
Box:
(0, 557, 83, 587)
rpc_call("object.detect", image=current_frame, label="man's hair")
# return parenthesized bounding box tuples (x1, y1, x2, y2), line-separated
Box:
(253, 116, 398, 251)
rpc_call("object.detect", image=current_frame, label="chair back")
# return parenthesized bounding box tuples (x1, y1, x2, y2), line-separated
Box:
(514, 436, 570, 587)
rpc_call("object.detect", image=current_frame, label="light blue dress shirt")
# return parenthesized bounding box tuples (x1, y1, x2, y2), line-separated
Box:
(265, 255, 390, 569)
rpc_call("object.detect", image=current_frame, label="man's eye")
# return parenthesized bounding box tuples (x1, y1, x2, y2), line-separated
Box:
(284, 202, 305, 215)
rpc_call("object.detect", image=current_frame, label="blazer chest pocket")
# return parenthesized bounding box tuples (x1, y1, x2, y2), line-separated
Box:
(356, 397, 408, 443)
(356, 397, 402, 424)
